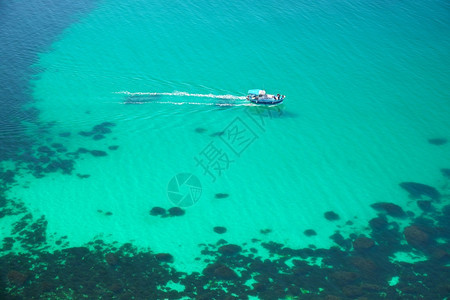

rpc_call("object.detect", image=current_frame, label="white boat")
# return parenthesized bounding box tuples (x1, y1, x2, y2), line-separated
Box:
(246, 89, 285, 105)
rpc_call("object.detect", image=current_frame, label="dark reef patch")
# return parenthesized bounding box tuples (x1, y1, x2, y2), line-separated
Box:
(58, 132, 71, 137)
(155, 253, 174, 263)
(50, 143, 63, 149)
(0, 169, 16, 186)
(77, 147, 90, 154)
(330, 232, 352, 250)
(93, 134, 105, 140)
(105, 253, 119, 266)
(428, 138, 447, 145)
(218, 244, 242, 256)
(213, 226, 227, 234)
(215, 193, 229, 199)
(1, 198, 450, 299)
(108, 145, 119, 151)
(150, 207, 166, 216)
(7, 270, 28, 286)
(210, 131, 225, 137)
(304, 229, 317, 236)
(370, 202, 406, 218)
(324, 210, 340, 221)
(90, 150, 107, 157)
(78, 122, 115, 139)
(76, 173, 90, 179)
(399, 182, 441, 201)
(168, 207, 185, 216)
(403, 225, 429, 249)
(352, 236, 375, 251)
(203, 262, 238, 280)
(441, 168, 450, 179)
(195, 127, 207, 133)
(79, 130, 93, 137)
(417, 200, 433, 212)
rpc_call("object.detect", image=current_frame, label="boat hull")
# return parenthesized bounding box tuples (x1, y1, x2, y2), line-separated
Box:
(247, 97, 284, 105)
(249, 99, 283, 105)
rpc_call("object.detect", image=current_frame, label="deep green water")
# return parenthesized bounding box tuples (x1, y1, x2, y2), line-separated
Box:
(1, 0, 449, 298)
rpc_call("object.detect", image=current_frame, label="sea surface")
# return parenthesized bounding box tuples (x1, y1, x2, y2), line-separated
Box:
(1, 0, 449, 298)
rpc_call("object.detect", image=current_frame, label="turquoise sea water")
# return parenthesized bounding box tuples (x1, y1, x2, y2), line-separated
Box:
(1, 0, 449, 298)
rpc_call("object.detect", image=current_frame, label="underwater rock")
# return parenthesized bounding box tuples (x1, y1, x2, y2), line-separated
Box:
(41, 280, 57, 292)
(203, 263, 238, 280)
(417, 200, 433, 212)
(90, 150, 107, 157)
(428, 138, 447, 145)
(2, 237, 14, 251)
(37, 146, 54, 154)
(210, 131, 225, 137)
(330, 232, 351, 249)
(150, 207, 166, 216)
(342, 285, 364, 298)
(59, 132, 71, 137)
(350, 256, 377, 273)
(108, 145, 119, 150)
(213, 226, 227, 234)
(168, 207, 185, 216)
(99, 121, 116, 127)
(404, 225, 429, 248)
(45, 159, 74, 174)
(442, 205, 450, 216)
(218, 244, 242, 256)
(353, 237, 375, 251)
(324, 211, 340, 221)
(79, 122, 115, 138)
(0, 169, 15, 184)
(430, 248, 449, 261)
(399, 182, 441, 201)
(93, 134, 105, 140)
(77, 147, 90, 154)
(105, 253, 119, 266)
(330, 271, 358, 285)
(304, 229, 317, 236)
(62, 246, 90, 257)
(108, 282, 123, 293)
(76, 174, 90, 179)
(215, 193, 229, 199)
(155, 253, 174, 263)
(195, 127, 207, 133)
(56, 147, 67, 153)
(7, 270, 28, 286)
(214, 265, 238, 280)
(79, 131, 93, 137)
(441, 168, 450, 178)
(369, 215, 388, 231)
(51, 143, 64, 148)
(370, 202, 406, 218)
(93, 124, 112, 134)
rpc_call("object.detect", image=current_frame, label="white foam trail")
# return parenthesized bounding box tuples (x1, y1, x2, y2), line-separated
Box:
(118, 101, 253, 107)
(115, 90, 247, 100)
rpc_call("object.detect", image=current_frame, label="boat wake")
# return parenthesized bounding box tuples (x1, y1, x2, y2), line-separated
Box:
(116, 91, 246, 100)
(114, 90, 250, 106)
